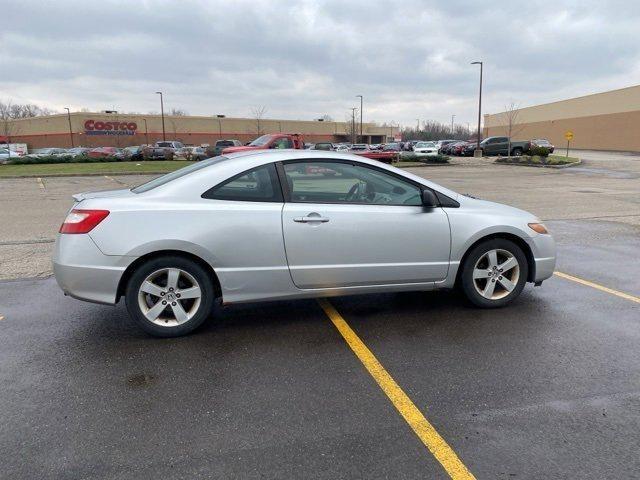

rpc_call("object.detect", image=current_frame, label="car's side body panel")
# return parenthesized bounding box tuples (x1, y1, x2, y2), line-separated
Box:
(282, 203, 451, 288)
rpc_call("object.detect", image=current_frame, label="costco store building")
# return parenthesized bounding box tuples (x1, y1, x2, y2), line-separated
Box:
(2, 112, 397, 150)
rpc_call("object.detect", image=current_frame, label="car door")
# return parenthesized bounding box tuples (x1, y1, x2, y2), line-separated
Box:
(279, 160, 451, 289)
(495, 137, 509, 155)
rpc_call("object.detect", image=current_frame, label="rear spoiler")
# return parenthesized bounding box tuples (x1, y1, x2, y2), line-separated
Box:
(72, 193, 86, 202)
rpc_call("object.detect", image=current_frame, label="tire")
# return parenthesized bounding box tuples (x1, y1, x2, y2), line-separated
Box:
(125, 256, 215, 337)
(460, 238, 528, 308)
(512, 147, 523, 157)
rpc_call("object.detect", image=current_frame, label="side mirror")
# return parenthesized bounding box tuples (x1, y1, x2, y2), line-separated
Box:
(421, 189, 439, 208)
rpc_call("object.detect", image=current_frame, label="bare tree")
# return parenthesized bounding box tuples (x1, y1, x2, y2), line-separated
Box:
(501, 102, 524, 156)
(0, 100, 20, 143)
(251, 105, 267, 135)
(170, 108, 187, 116)
(344, 109, 359, 143)
(399, 119, 472, 141)
(319, 114, 334, 122)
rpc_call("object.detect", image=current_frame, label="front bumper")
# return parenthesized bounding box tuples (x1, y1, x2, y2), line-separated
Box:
(53, 234, 134, 305)
(528, 233, 557, 282)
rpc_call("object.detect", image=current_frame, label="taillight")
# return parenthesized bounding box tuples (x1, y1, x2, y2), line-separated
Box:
(59, 209, 110, 234)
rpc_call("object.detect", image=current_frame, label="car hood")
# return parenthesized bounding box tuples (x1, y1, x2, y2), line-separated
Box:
(460, 194, 538, 220)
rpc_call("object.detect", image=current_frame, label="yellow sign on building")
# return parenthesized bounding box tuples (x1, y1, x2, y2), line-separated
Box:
(564, 131, 574, 141)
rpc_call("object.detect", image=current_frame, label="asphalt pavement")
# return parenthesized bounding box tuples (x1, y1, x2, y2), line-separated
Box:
(1, 218, 638, 479)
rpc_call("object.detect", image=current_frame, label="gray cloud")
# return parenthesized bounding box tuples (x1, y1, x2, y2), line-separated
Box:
(2, 0, 640, 126)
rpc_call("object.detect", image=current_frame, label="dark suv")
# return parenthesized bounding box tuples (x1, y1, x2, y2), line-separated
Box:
(207, 139, 242, 157)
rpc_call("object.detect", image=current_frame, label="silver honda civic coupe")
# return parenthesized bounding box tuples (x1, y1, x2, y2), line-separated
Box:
(53, 150, 556, 337)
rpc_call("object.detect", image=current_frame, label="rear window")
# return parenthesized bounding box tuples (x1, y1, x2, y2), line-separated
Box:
(216, 140, 235, 147)
(132, 156, 228, 193)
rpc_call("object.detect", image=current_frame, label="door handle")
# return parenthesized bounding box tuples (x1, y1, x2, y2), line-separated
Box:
(294, 215, 330, 223)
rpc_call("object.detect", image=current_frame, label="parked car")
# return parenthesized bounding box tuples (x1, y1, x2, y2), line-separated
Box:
(334, 144, 350, 152)
(478, 137, 530, 156)
(382, 143, 402, 152)
(88, 147, 124, 159)
(449, 142, 468, 156)
(350, 144, 369, 151)
(413, 141, 439, 156)
(29, 148, 68, 157)
(208, 139, 242, 157)
(66, 147, 92, 157)
(53, 150, 556, 337)
(311, 142, 334, 151)
(142, 141, 183, 160)
(530, 138, 555, 153)
(178, 146, 208, 161)
(304, 143, 315, 150)
(222, 134, 305, 154)
(123, 146, 144, 161)
(0, 148, 20, 163)
(155, 141, 184, 150)
(437, 140, 457, 154)
(461, 142, 478, 156)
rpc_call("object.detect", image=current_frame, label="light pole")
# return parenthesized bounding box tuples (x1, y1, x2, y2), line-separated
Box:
(143, 118, 149, 145)
(356, 95, 363, 142)
(64, 107, 74, 147)
(471, 61, 483, 155)
(155, 91, 166, 141)
(350, 107, 357, 145)
(451, 114, 456, 137)
(416, 119, 420, 132)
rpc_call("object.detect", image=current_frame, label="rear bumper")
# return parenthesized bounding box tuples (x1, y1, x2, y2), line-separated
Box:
(53, 234, 134, 305)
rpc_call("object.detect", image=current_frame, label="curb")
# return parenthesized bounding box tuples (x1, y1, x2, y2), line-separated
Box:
(494, 159, 582, 169)
(0, 171, 169, 179)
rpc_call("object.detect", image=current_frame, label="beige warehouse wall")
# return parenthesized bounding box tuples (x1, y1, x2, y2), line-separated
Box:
(485, 109, 640, 151)
(485, 84, 640, 127)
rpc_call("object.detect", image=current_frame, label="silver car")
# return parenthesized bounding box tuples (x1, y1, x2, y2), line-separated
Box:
(53, 150, 556, 337)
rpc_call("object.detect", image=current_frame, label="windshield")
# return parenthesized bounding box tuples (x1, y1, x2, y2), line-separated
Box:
(132, 156, 228, 193)
(416, 142, 435, 147)
(248, 134, 273, 147)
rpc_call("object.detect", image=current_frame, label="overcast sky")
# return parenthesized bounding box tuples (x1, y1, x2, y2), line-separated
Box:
(2, 0, 640, 127)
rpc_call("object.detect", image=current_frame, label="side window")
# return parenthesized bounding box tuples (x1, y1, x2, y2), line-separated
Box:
(272, 137, 293, 149)
(282, 161, 422, 206)
(202, 163, 283, 202)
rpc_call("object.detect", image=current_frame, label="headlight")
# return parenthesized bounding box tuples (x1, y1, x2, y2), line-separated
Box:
(528, 223, 549, 234)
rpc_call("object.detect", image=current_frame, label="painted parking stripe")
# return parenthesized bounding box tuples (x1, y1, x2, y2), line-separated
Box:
(318, 299, 475, 480)
(554, 271, 640, 304)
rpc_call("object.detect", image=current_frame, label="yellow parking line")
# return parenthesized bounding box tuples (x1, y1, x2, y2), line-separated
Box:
(36, 177, 45, 190)
(554, 271, 640, 304)
(0, 315, 4, 321)
(318, 299, 475, 480)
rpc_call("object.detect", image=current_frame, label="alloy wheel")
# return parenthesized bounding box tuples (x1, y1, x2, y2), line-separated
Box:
(137, 268, 202, 326)
(472, 249, 520, 300)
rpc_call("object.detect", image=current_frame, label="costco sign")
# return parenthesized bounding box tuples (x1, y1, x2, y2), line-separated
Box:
(84, 120, 137, 136)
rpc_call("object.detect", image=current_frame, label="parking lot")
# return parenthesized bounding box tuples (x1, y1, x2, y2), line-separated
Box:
(1, 150, 639, 478)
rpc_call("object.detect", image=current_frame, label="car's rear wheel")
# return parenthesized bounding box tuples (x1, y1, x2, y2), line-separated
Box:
(460, 238, 528, 308)
(512, 147, 523, 156)
(125, 256, 214, 337)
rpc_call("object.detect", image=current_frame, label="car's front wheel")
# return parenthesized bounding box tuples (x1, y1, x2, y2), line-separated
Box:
(125, 256, 215, 337)
(460, 238, 528, 308)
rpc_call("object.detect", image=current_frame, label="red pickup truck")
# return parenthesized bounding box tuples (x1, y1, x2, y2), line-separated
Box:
(222, 134, 304, 154)
(222, 133, 398, 163)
